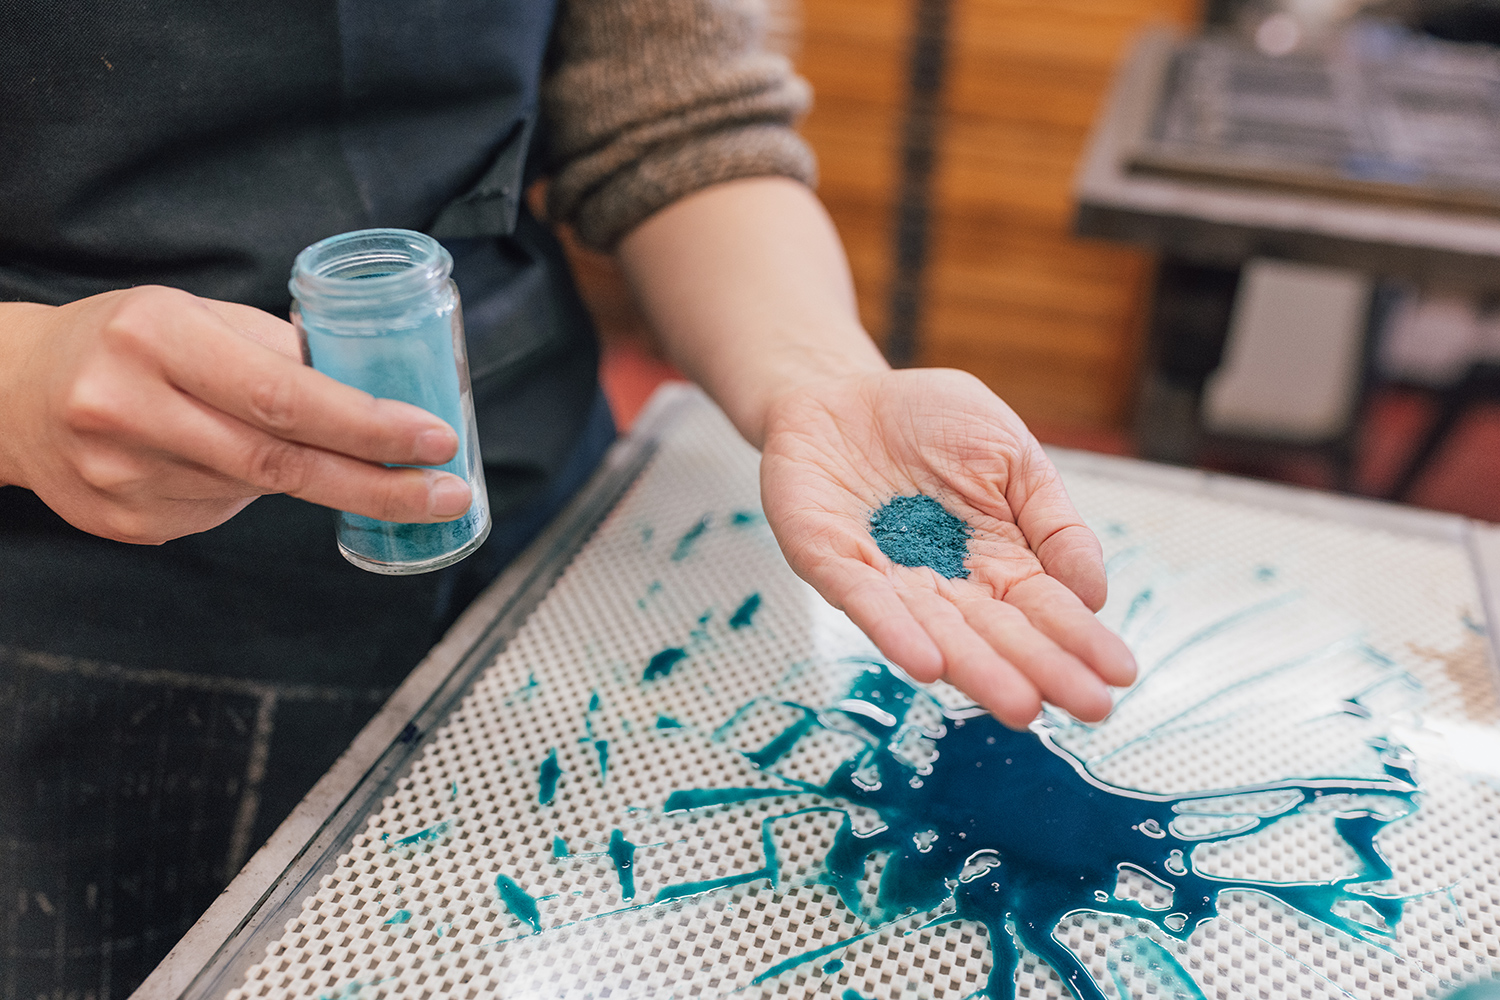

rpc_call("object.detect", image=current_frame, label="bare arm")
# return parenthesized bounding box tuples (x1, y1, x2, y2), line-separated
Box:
(616, 177, 1135, 726)
(616, 177, 886, 447)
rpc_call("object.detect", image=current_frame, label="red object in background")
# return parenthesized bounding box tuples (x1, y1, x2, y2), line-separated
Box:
(599, 339, 685, 431)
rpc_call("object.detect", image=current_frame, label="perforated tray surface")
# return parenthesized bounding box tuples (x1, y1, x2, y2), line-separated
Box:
(224, 392, 1500, 1000)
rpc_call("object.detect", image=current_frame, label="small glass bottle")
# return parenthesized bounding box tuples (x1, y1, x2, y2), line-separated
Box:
(289, 228, 491, 575)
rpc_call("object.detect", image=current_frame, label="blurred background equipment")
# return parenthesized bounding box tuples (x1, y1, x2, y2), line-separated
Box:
(571, 0, 1500, 522)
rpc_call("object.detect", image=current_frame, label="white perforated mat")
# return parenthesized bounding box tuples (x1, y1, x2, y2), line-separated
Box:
(225, 391, 1500, 1000)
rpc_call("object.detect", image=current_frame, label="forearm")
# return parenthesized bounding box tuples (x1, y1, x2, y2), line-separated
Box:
(0, 301, 56, 489)
(615, 176, 888, 448)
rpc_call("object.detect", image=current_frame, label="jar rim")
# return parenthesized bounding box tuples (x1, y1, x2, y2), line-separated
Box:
(289, 228, 452, 307)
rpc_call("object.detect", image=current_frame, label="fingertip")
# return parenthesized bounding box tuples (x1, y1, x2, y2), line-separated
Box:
(1061, 681, 1114, 724)
(415, 426, 460, 465)
(426, 472, 472, 520)
(1036, 524, 1108, 611)
(881, 629, 944, 684)
(1094, 631, 1138, 689)
(991, 692, 1043, 731)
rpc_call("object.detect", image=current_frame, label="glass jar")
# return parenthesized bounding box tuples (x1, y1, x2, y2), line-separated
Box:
(289, 228, 491, 575)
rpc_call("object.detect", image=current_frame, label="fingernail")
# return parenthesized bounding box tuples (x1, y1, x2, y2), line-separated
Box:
(428, 476, 472, 519)
(415, 427, 458, 465)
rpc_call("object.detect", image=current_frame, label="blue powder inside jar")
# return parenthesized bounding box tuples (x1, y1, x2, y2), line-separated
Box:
(868, 495, 971, 579)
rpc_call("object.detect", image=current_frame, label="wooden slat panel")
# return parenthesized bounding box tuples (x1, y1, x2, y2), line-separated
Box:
(910, 0, 1195, 428)
(796, 0, 907, 343)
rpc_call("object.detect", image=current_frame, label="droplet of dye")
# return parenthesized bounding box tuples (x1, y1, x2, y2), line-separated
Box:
(672, 516, 711, 560)
(494, 873, 542, 934)
(729, 592, 762, 630)
(607, 829, 638, 900)
(643, 647, 688, 682)
(538, 749, 562, 805)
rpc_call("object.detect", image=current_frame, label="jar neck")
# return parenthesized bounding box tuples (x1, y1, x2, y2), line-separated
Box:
(289, 228, 453, 316)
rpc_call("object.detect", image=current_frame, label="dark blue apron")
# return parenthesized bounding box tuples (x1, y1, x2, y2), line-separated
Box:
(0, 3, 612, 993)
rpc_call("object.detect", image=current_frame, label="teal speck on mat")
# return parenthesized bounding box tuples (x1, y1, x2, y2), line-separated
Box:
(730, 510, 762, 526)
(842, 991, 874, 1000)
(655, 715, 684, 730)
(868, 494, 972, 579)
(382, 909, 411, 926)
(552, 836, 570, 859)
(643, 647, 687, 681)
(538, 749, 562, 805)
(388, 821, 449, 849)
(672, 516, 711, 560)
(729, 593, 762, 630)
(607, 829, 638, 901)
(595, 739, 610, 784)
(588, 690, 601, 712)
(494, 873, 543, 934)
(821, 959, 844, 974)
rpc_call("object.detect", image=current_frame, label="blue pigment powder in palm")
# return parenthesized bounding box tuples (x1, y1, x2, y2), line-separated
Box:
(869, 495, 972, 579)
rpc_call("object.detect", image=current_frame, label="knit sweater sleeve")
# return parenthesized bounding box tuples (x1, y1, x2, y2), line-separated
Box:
(542, 0, 817, 252)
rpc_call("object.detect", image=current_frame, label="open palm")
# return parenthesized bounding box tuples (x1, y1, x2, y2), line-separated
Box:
(760, 368, 1135, 728)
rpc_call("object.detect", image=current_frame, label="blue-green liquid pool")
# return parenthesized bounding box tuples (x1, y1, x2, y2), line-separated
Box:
(668, 661, 1417, 999)
(300, 303, 487, 569)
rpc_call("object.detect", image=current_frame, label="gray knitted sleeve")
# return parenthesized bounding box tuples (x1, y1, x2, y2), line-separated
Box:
(542, 0, 818, 252)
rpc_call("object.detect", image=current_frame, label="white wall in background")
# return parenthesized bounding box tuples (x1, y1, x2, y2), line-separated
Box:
(1202, 257, 1372, 442)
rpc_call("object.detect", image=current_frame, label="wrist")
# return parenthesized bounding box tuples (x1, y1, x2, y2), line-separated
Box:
(0, 302, 53, 490)
(740, 331, 889, 447)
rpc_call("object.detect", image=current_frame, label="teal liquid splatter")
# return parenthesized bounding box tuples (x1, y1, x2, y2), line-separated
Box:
(495, 873, 542, 934)
(382, 909, 412, 926)
(842, 991, 875, 1000)
(644, 647, 688, 681)
(637, 580, 663, 609)
(730, 510, 762, 527)
(589, 690, 601, 712)
(595, 739, 610, 784)
(538, 749, 562, 805)
(672, 516, 711, 560)
(387, 820, 449, 849)
(1444, 979, 1500, 999)
(1107, 935, 1206, 1000)
(552, 836, 570, 859)
(868, 495, 972, 579)
(664, 787, 791, 811)
(821, 958, 844, 974)
(743, 707, 818, 770)
(729, 593, 762, 630)
(655, 808, 782, 904)
(655, 715, 684, 729)
(608, 829, 638, 901)
(450, 781, 459, 801)
(672, 662, 1417, 999)
(506, 673, 540, 705)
